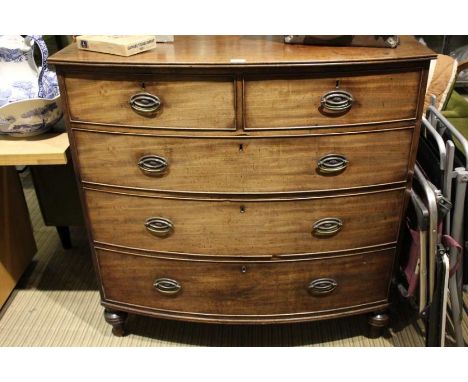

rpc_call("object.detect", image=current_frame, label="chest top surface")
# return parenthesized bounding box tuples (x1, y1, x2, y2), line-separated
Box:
(49, 35, 436, 68)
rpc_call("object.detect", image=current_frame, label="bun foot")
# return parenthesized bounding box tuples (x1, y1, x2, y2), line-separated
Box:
(367, 311, 389, 338)
(104, 309, 128, 337)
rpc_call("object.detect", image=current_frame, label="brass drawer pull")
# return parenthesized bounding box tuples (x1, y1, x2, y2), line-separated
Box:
(129, 92, 162, 115)
(320, 89, 354, 113)
(317, 154, 349, 174)
(312, 217, 343, 237)
(145, 217, 174, 238)
(308, 278, 338, 296)
(138, 155, 169, 176)
(153, 278, 181, 295)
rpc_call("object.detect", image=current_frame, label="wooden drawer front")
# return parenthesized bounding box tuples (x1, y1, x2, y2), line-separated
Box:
(85, 189, 404, 256)
(97, 248, 394, 317)
(244, 70, 421, 130)
(65, 76, 236, 130)
(75, 129, 413, 193)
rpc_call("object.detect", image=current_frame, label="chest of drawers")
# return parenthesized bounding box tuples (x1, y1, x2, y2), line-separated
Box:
(50, 36, 435, 337)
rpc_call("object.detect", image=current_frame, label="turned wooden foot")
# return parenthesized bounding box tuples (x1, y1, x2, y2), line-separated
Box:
(367, 311, 390, 338)
(104, 309, 128, 337)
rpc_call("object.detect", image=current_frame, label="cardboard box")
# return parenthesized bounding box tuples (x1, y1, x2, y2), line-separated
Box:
(76, 35, 157, 56)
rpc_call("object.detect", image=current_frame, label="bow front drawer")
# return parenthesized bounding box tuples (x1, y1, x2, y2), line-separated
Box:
(84, 188, 405, 257)
(244, 69, 422, 130)
(96, 247, 394, 320)
(64, 75, 236, 130)
(74, 128, 413, 193)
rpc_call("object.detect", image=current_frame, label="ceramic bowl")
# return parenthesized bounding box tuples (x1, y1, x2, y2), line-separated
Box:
(0, 95, 62, 137)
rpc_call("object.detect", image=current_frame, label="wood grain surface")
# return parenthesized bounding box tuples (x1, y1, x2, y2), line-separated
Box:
(244, 70, 421, 129)
(74, 128, 413, 194)
(65, 76, 236, 129)
(97, 247, 394, 317)
(49, 36, 435, 68)
(85, 188, 405, 257)
(0, 132, 69, 166)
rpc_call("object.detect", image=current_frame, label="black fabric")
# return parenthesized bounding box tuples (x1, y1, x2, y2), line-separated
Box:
(417, 134, 443, 190)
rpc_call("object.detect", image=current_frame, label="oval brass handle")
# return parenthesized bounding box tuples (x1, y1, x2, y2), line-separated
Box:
(312, 217, 343, 237)
(308, 278, 338, 296)
(317, 154, 349, 174)
(145, 217, 174, 238)
(129, 92, 161, 115)
(153, 278, 181, 295)
(320, 89, 354, 113)
(138, 155, 169, 176)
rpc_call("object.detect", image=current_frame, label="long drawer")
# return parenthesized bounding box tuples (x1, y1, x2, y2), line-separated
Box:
(244, 70, 421, 129)
(74, 128, 413, 194)
(65, 76, 236, 130)
(85, 188, 405, 256)
(97, 247, 394, 318)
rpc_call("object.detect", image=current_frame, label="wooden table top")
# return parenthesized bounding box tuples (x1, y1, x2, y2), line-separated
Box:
(0, 132, 69, 166)
(50, 36, 436, 68)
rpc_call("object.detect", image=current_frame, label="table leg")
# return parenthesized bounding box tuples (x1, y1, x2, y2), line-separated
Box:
(0, 166, 37, 308)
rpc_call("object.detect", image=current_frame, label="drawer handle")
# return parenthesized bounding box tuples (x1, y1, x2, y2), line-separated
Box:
(317, 154, 349, 174)
(320, 89, 354, 113)
(308, 278, 338, 296)
(153, 278, 181, 295)
(312, 217, 343, 237)
(129, 92, 162, 115)
(138, 155, 169, 176)
(145, 217, 174, 238)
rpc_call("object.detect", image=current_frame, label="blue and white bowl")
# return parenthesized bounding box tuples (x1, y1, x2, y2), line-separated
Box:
(0, 96, 62, 137)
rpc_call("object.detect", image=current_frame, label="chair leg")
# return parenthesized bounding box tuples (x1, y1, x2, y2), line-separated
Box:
(56, 226, 71, 249)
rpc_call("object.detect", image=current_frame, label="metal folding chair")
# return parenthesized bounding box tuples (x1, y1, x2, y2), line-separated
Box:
(416, 102, 467, 346)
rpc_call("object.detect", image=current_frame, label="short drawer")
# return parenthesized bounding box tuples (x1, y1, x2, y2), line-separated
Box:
(85, 188, 405, 257)
(97, 248, 394, 318)
(244, 70, 422, 130)
(65, 76, 236, 130)
(74, 128, 413, 193)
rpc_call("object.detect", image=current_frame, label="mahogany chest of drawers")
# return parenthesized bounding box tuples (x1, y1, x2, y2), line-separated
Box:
(50, 36, 435, 337)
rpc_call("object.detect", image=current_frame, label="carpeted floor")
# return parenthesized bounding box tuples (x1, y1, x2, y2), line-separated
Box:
(0, 170, 466, 346)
